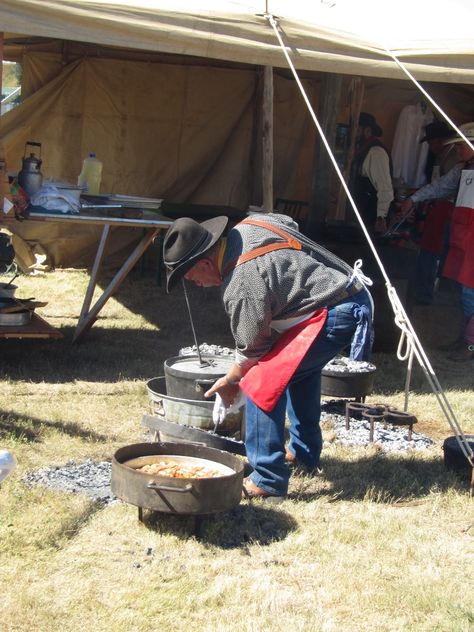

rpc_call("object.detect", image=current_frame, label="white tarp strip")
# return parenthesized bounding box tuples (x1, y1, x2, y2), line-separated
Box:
(1, 0, 473, 83)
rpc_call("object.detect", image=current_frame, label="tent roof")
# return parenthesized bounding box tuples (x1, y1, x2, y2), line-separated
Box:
(1, 0, 474, 83)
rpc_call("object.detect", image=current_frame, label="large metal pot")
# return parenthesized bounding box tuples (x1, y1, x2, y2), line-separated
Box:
(164, 355, 234, 401)
(146, 376, 243, 434)
(443, 435, 474, 480)
(0, 283, 17, 298)
(111, 442, 244, 515)
(321, 362, 376, 399)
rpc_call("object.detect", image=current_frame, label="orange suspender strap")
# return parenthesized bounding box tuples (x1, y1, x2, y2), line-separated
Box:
(221, 218, 303, 277)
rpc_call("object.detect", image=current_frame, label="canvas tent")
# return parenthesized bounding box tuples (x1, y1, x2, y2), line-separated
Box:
(1, 0, 474, 270)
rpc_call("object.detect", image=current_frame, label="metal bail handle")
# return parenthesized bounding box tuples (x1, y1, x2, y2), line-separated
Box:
(24, 141, 42, 159)
(147, 481, 193, 494)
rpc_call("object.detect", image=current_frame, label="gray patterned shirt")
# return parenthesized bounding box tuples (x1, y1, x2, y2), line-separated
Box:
(221, 213, 353, 369)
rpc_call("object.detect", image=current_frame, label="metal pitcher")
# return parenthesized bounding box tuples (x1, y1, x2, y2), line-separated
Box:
(18, 141, 43, 198)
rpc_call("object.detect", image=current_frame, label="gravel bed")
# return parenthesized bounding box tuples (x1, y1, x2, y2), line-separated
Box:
(22, 400, 433, 503)
(23, 459, 116, 505)
(320, 399, 434, 451)
(179, 343, 234, 357)
(179, 348, 376, 375)
(322, 355, 376, 373)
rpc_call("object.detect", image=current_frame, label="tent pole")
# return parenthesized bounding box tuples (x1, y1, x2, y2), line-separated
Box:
(334, 76, 364, 221)
(306, 72, 342, 238)
(262, 65, 273, 212)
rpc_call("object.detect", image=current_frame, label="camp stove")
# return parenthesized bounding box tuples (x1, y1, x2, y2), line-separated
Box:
(345, 402, 417, 442)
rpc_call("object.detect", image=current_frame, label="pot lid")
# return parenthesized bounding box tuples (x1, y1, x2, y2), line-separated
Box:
(164, 355, 234, 378)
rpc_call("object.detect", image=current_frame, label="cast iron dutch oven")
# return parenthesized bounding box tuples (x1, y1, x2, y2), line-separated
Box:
(111, 442, 244, 515)
(442, 435, 474, 480)
(164, 354, 235, 401)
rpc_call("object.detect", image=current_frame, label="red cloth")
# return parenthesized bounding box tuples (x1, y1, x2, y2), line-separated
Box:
(239, 309, 328, 412)
(419, 199, 454, 255)
(443, 205, 474, 287)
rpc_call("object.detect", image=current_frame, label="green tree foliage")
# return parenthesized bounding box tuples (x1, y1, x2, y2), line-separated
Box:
(2, 62, 21, 90)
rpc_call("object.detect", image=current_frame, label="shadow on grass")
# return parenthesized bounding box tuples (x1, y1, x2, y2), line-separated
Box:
(140, 503, 298, 549)
(0, 409, 108, 442)
(290, 451, 471, 503)
(1, 326, 471, 393)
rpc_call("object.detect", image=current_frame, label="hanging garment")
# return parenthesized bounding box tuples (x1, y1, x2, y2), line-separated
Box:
(391, 103, 434, 188)
(443, 170, 474, 288)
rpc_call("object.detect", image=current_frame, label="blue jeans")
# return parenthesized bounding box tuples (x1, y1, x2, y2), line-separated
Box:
(245, 289, 372, 496)
(415, 249, 439, 304)
(461, 285, 474, 320)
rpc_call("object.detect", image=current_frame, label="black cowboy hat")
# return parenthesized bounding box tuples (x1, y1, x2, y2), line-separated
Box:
(419, 121, 452, 143)
(358, 112, 383, 137)
(163, 215, 228, 292)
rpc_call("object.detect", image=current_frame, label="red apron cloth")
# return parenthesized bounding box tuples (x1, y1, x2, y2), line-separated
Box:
(239, 309, 328, 413)
(443, 170, 474, 288)
(419, 199, 454, 255)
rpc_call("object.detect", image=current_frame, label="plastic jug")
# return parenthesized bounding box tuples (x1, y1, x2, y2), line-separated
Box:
(78, 153, 103, 195)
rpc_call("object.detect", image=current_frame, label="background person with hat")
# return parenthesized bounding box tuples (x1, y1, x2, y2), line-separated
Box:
(349, 112, 394, 234)
(413, 121, 459, 304)
(400, 122, 474, 361)
(163, 213, 373, 499)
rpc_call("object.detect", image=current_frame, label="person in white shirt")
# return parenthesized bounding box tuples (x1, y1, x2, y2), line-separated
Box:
(350, 112, 394, 234)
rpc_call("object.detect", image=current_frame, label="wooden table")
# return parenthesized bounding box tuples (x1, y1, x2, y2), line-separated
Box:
(26, 209, 173, 342)
(0, 312, 62, 339)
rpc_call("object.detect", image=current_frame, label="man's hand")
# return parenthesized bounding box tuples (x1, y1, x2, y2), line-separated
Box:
(399, 198, 415, 216)
(205, 377, 241, 408)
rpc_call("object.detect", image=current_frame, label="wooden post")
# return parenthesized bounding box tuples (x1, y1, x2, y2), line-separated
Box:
(305, 73, 343, 239)
(261, 65, 273, 212)
(334, 76, 365, 221)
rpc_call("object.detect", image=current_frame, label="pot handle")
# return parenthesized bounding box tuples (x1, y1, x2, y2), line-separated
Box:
(147, 481, 193, 494)
(194, 378, 215, 393)
(151, 396, 166, 417)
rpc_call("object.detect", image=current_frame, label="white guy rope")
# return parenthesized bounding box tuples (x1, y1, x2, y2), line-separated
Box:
(383, 48, 474, 153)
(265, 13, 474, 466)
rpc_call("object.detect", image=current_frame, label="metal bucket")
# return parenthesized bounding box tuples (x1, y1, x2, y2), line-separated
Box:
(146, 376, 243, 434)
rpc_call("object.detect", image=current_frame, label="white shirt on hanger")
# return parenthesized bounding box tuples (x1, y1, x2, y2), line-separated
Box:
(391, 103, 434, 188)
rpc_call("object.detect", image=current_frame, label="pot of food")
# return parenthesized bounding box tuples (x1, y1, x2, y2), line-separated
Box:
(146, 376, 243, 434)
(164, 355, 235, 401)
(111, 442, 244, 515)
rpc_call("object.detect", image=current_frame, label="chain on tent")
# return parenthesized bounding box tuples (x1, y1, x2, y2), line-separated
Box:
(264, 12, 474, 483)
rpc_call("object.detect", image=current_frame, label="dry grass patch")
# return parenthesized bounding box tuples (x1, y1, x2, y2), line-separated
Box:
(0, 268, 473, 632)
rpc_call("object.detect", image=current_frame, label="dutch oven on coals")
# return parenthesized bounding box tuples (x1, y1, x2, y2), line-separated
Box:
(111, 442, 244, 516)
(443, 435, 474, 480)
(321, 358, 376, 399)
(164, 354, 234, 401)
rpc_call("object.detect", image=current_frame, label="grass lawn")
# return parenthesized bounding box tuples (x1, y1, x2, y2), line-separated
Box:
(0, 267, 472, 632)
